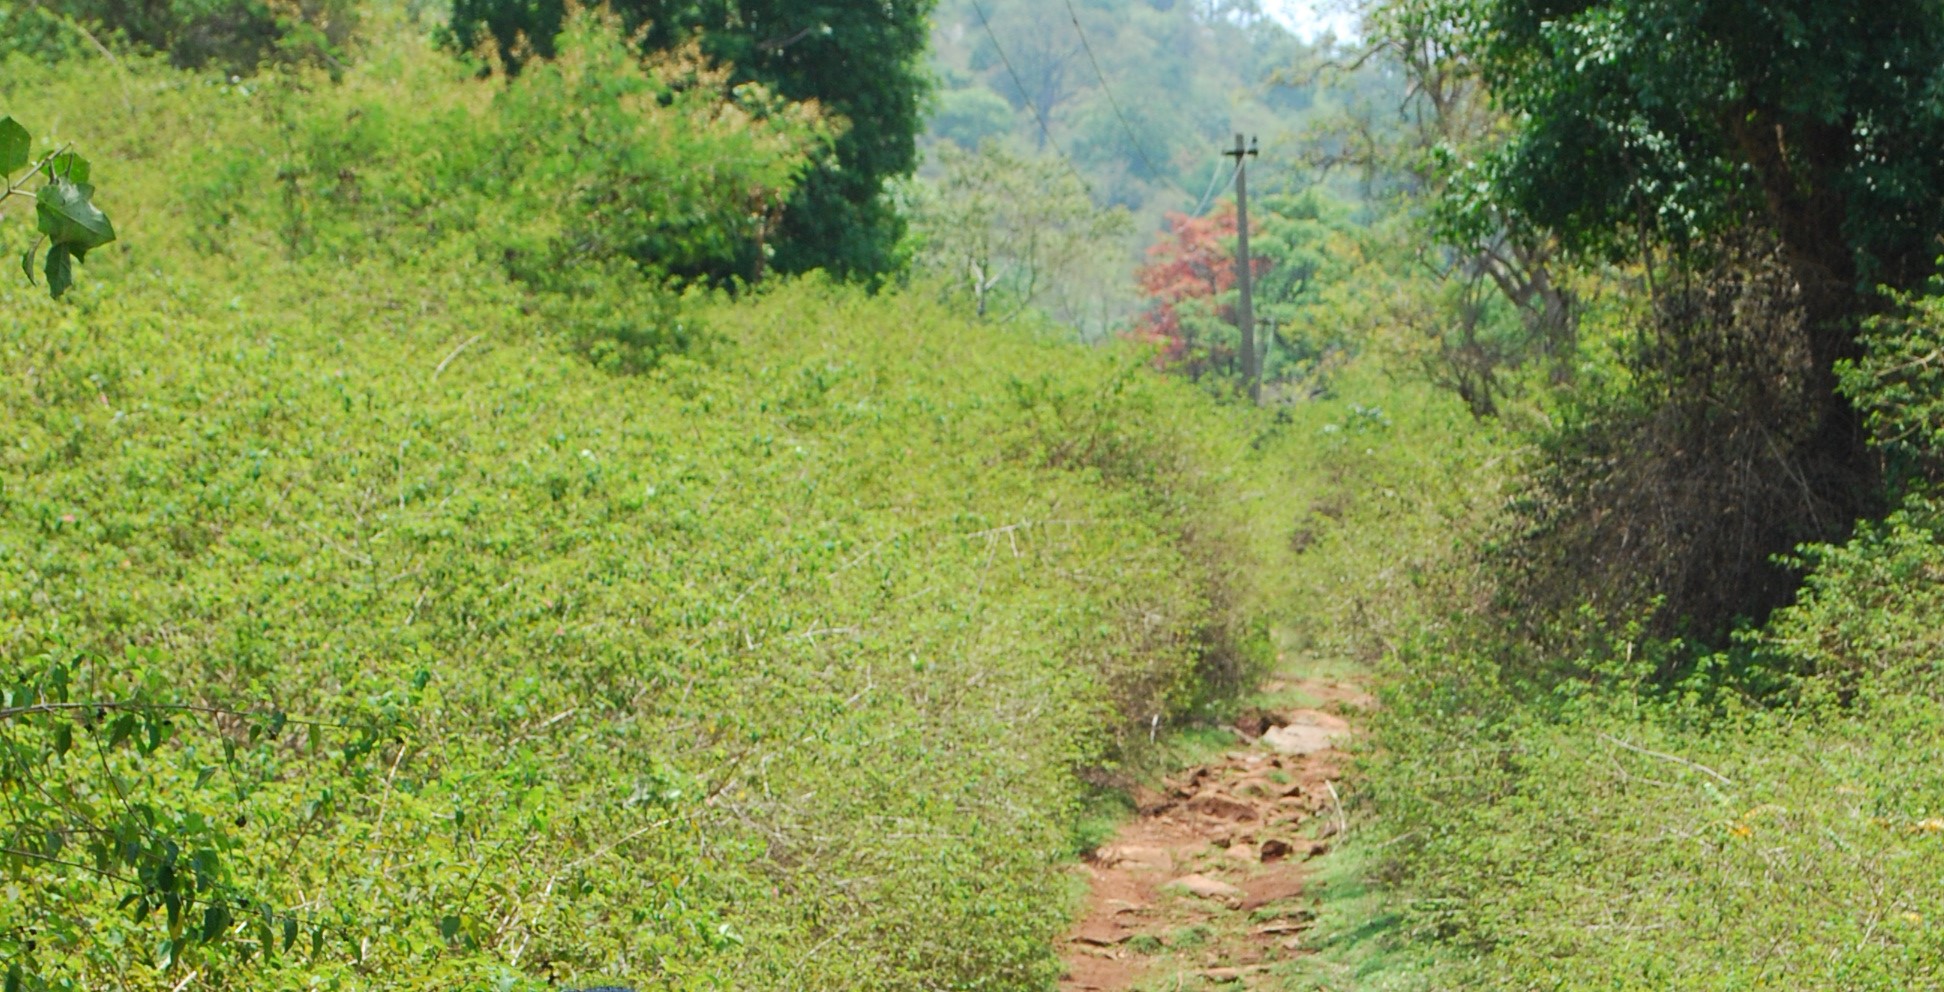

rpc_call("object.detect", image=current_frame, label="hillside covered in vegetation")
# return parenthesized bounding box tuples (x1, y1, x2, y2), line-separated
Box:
(0, 11, 1283, 989)
(9, 0, 1944, 990)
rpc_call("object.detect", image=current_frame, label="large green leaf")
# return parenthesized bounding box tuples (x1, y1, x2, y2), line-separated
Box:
(0, 117, 27, 176)
(36, 179, 116, 258)
(45, 243, 73, 299)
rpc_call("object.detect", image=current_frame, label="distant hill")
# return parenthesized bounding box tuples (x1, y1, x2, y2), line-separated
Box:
(922, 0, 1332, 218)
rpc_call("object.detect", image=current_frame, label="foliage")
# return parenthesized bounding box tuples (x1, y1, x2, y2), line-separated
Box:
(1470, 0, 1944, 297)
(1334, 0, 1944, 638)
(904, 141, 1132, 328)
(1250, 366, 1508, 668)
(1354, 640, 1944, 991)
(1311, 0, 1586, 419)
(1300, 280, 1944, 992)
(1423, 0, 1944, 634)
(926, 0, 1327, 218)
(1132, 204, 1254, 384)
(185, 9, 830, 294)
(0, 0, 359, 71)
(0, 33, 1274, 992)
(1499, 233, 1866, 645)
(1130, 192, 1364, 394)
(1771, 286, 1944, 691)
(1842, 286, 1944, 487)
(444, 0, 937, 281)
(0, 116, 116, 300)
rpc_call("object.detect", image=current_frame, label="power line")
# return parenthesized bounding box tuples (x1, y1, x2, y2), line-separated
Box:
(968, 0, 1094, 194)
(1061, 0, 1194, 202)
(1191, 156, 1241, 217)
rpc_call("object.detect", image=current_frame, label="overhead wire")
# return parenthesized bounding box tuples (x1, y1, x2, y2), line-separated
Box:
(1190, 156, 1241, 218)
(967, 0, 1095, 194)
(1060, 0, 1191, 200)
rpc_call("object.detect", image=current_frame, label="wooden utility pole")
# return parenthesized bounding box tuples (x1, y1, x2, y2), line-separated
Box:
(1225, 133, 1260, 403)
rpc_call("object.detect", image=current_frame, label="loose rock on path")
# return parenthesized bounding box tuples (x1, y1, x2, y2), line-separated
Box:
(1058, 677, 1365, 992)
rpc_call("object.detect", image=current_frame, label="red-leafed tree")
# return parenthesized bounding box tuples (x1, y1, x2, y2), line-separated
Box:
(1129, 202, 1265, 382)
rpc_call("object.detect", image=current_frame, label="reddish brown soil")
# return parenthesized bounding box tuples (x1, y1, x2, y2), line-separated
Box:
(1058, 678, 1366, 992)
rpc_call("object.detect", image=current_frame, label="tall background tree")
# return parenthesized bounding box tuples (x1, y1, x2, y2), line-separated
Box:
(447, 0, 936, 281)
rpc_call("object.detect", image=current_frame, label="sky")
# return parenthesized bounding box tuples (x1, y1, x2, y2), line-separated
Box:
(1263, 0, 1361, 42)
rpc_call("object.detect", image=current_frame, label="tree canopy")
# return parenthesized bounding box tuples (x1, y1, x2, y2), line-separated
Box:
(1472, 0, 1944, 294)
(1394, 0, 1944, 632)
(447, 0, 935, 282)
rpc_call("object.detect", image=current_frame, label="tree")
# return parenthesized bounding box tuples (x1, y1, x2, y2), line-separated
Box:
(1132, 192, 1360, 392)
(1472, 0, 1944, 374)
(926, 0, 1325, 221)
(967, 0, 1082, 147)
(1250, 190, 1366, 385)
(1310, 0, 1581, 418)
(1470, 0, 1944, 435)
(1448, 0, 1944, 635)
(447, 0, 936, 281)
(906, 141, 1131, 330)
(1130, 203, 1263, 384)
(1, 0, 358, 71)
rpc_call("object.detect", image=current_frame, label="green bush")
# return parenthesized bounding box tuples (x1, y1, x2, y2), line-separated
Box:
(0, 0, 358, 72)
(178, 9, 830, 291)
(443, 0, 937, 282)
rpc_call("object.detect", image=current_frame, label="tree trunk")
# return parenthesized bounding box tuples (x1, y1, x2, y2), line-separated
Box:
(1728, 109, 1879, 537)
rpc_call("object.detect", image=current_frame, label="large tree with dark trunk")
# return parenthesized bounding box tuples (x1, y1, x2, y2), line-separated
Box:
(1446, 0, 1944, 635)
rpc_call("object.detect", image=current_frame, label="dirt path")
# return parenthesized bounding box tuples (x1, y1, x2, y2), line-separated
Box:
(1059, 676, 1367, 992)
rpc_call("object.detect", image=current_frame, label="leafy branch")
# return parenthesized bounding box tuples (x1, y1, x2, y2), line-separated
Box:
(1, 651, 387, 989)
(0, 115, 116, 299)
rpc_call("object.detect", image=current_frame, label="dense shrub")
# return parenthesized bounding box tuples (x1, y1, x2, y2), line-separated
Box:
(443, 0, 937, 282)
(1498, 233, 1876, 652)
(180, 10, 830, 293)
(0, 0, 358, 71)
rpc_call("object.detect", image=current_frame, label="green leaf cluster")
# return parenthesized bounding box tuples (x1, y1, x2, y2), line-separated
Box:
(0, 116, 115, 300)
(0, 0, 359, 73)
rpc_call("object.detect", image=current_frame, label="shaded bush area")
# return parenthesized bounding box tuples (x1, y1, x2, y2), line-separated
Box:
(443, 0, 937, 282)
(1500, 232, 1881, 651)
(179, 10, 830, 295)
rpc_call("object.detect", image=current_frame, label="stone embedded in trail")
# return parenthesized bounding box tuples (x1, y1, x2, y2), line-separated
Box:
(1187, 793, 1258, 821)
(1073, 931, 1130, 947)
(1259, 710, 1349, 756)
(1167, 873, 1244, 903)
(1094, 844, 1173, 872)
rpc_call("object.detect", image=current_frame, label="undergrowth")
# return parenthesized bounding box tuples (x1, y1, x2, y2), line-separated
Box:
(1284, 291, 1944, 989)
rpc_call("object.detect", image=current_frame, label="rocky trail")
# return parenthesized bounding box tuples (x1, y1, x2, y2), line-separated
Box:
(1059, 677, 1367, 992)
